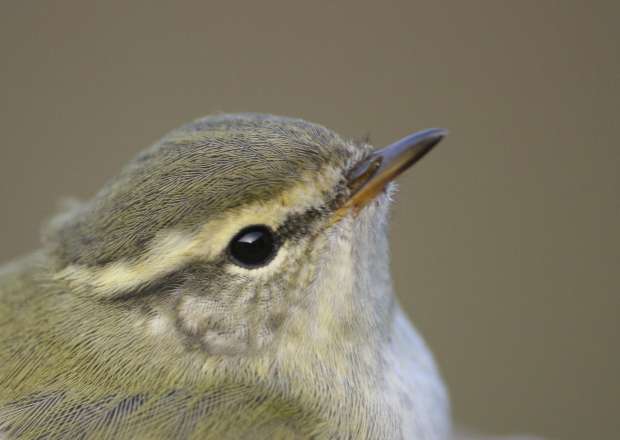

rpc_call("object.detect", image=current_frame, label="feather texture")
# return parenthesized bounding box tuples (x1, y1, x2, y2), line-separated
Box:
(0, 114, 450, 439)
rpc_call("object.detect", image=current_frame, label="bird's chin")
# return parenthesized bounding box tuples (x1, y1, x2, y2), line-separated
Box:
(381, 181, 398, 203)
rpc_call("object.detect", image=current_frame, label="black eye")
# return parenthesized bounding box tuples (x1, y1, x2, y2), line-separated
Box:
(228, 225, 278, 268)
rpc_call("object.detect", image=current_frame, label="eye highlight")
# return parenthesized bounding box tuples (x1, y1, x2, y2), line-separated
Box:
(228, 225, 278, 268)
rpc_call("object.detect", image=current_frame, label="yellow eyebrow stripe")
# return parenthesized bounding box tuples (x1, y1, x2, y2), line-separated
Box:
(54, 167, 342, 298)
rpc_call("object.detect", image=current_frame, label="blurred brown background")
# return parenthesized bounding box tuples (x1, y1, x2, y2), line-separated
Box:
(1, 1, 618, 439)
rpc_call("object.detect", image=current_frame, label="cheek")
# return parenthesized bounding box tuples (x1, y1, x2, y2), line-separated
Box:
(169, 255, 311, 356)
(173, 277, 254, 355)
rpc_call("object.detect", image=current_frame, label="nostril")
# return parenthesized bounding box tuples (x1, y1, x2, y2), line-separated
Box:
(346, 155, 383, 197)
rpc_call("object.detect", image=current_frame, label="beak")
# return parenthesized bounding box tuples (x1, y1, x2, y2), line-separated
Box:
(336, 128, 447, 217)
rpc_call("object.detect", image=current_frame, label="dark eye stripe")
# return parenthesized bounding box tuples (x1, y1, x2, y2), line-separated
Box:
(103, 187, 347, 301)
(276, 207, 330, 241)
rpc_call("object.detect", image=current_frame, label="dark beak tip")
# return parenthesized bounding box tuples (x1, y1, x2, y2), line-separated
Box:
(343, 126, 449, 207)
(378, 127, 449, 166)
(422, 128, 448, 152)
(416, 127, 449, 146)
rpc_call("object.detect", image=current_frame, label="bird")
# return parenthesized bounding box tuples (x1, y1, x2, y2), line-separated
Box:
(0, 113, 452, 439)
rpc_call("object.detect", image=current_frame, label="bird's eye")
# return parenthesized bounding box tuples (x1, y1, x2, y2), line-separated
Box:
(228, 225, 278, 268)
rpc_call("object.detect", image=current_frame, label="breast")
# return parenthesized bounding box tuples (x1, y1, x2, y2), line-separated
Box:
(382, 307, 452, 440)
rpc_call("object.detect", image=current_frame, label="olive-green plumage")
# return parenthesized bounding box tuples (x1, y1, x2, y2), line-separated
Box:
(0, 114, 450, 439)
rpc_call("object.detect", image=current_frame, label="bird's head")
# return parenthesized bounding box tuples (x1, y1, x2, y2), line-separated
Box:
(47, 113, 444, 361)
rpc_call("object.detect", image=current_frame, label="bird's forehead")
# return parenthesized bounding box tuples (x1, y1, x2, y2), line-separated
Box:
(141, 113, 364, 190)
(120, 114, 370, 220)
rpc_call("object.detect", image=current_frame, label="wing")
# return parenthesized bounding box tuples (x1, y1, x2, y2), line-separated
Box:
(0, 386, 311, 440)
(1, 390, 211, 439)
